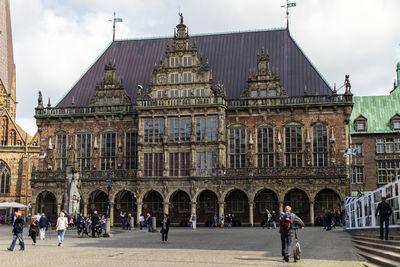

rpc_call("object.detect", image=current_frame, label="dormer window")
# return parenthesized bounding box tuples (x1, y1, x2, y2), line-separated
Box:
(354, 115, 367, 132)
(170, 57, 179, 67)
(183, 56, 192, 66)
(390, 114, 400, 130)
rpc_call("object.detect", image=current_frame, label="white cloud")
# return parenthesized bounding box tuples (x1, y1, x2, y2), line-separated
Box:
(9, 0, 400, 136)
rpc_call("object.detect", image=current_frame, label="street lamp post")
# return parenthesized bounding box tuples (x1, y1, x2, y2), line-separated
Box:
(104, 178, 112, 237)
(130, 188, 136, 230)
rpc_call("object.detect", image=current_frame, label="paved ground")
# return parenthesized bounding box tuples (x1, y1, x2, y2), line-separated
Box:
(0, 225, 367, 267)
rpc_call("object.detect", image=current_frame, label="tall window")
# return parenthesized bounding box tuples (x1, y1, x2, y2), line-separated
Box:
(101, 133, 116, 170)
(313, 126, 328, 167)
(144, 119, 164, 143)
(376, 138, 399, 153)
(0, 160, 10, 194)
(257, 128, 274, 167)
(1, 116, 8, 145)
(351, 166, 364, 184)
(56, 134, 67, 170)
(144, 153, 163, 177)
(196, 151, 217, 176)
(183, 72, 192, 83)
(183, 56, 192, 66)
(285, 127, 302, 167)
(170, 57, 179, 67)
(170, 73, 179, 83)
(169, 118, 191, 143)
(169, 152, 190, 176)
(125, 132, 137, 169)
(229, 129, 246, 168)
(351, 143, 363, 157)
(377, 161, 398, 184)
(76, 133, 91, 170)
(196, 117, 217, 142)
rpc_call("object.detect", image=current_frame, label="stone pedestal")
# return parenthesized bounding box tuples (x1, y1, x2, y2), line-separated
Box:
(130, 215, 135, 230)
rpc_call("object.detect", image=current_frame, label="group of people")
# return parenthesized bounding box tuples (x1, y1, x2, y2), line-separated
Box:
(76, 211, 106, 237)
(262, 210, 277, 229)
(210, 213, 237, 228)
(316, 209, 342, 230)
(119, 211, 134, 230)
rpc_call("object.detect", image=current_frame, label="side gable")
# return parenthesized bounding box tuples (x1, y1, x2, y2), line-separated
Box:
(0, 108, 30, 146)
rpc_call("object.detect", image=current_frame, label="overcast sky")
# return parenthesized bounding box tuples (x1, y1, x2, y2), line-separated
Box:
(9, 0, 400, 135)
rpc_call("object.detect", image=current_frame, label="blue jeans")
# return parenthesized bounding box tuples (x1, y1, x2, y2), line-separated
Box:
(58, 229, 66, 244)
(380, 217, 390, 240)
(281, 232, 292, 257)
(9, 232, 24, 250)
(122, 220, 126, 230)
(147, 224, 152, 233)
(140, 222, 143, 230)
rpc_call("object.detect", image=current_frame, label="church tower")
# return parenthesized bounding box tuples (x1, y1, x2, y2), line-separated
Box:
(0, 0, 16, 120)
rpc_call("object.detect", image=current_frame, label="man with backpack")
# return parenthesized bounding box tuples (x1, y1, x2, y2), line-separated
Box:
(8, 211, 25, 251)
(280, 206, 305, 262)
(375, 196, 393, 240)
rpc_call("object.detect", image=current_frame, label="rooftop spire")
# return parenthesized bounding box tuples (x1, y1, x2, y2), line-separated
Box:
(281, 0, 296, 30)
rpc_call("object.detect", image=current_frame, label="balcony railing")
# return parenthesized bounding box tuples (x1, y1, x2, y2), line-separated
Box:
(35, 105, 136, 116)
(31, 169, 137, 180)
(225, 166, 347, 178)
(137, 96, 225, 108)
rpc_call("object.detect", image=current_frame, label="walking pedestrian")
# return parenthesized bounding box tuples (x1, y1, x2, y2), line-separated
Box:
(7, 211, 25, 251)
(190, 213, 197, 230)
(227, 214, 232, 228)
(271, 211, 277, 229)
(279, 206, 305, 262)
(262, 209, 269, 228)
(220, 214, 225, 227)
(91, 210, 100, 238)
(212, 214, 218, 227)
(120, 211, 126, 230)
(375, 196, 393, 240)
(38, 213, 49, 240)
(161, 214, 170, 243)
(127, 213, 132, 230)
(56, 212, 68, 247)
(139, 214, 144, 230)
(146, 213, 152, 233)
(29, 216, 39, 245)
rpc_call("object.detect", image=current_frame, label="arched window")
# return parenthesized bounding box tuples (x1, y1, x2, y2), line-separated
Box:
(1, 117, 8, 145)
(0, 160, 10, 194)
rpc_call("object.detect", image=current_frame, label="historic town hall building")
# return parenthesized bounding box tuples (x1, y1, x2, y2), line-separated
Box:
(32, 16, 353, 226)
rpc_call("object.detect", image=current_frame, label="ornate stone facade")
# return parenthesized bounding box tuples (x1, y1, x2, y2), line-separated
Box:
(32, 16, 353, 226)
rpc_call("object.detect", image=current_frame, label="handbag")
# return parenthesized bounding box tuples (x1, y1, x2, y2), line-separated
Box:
(160, 228, 164, 234)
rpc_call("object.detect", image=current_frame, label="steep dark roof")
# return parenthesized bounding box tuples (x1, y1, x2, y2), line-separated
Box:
(57, 28, 332, 107)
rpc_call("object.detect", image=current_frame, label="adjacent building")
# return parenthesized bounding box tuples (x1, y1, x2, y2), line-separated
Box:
(350, 64, 400, 194)
(0, 0, 39, 215)
(32, 16, 353, 226)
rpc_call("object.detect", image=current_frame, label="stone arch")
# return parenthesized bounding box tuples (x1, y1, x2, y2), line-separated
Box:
(166, 188, 191, 202)
(196, 189, 219, 224)
(253, 188, 279, 224)
(314, 188, 342, 223)
(114, 189, 137, 225)
(221, 187, 251, 202)
(192, 188, 221, 203)
(282, 186, 312, 203)
(88, 190, 108, 216)
(284, 188, 310, 224)
(169, 190, 191, 225)
(36, 191, 58, 223)
(224, 189, 249, 224)
(138, 189, 164, 203)
(142, 190, 163, 219)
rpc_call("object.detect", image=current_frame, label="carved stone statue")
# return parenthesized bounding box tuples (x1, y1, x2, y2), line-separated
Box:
(68, 175, 81, 216)
(37, 91, 43, 109)
(344, 75, 351, 92)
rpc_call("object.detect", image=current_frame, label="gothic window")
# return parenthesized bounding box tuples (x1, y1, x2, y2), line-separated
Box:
(313, 126, 328, 167)
(196, 151, 217, 176)
(76, 133, 91, 170)
(196, 117, 217, 142)
(101, 133, 116, 170)
(1, 116, 8, 145)
(9, 130, 16, 146)
(169, 118, 190, 143)
(0, 160, 10, 194)
(183, 56, 192, 66)
(183, 72, 192, 83)
(195, 89, 205, 97)
(229, 129, 246, 168)
(169, 152, 190, 176)
(125, 132, 137, 170)
(257, 128, 274, 168)
(351, 166, 364, 184)
(285, 127, 303, 167)
(144, 153, 163, 177)
(170, 57, 179, 67)
(144, 119, 164, 143)
(56, 134, 67, 170)
(170, 73, 179, 83)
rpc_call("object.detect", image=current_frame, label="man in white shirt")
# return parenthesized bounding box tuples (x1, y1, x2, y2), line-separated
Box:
(139, 214, 144, 230)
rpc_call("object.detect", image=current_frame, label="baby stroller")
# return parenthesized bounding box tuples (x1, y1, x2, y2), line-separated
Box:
(293, 227, 301, 262)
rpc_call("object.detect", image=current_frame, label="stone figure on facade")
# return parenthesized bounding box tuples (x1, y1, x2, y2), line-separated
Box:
(37, 91, 43, 109)
(68, 174, 81, 216)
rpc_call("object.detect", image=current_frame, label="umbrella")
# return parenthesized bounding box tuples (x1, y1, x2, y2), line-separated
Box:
(0, 202, 27, 208)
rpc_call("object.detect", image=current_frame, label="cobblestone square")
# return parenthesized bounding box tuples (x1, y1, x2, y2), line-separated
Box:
(0, 225, 367, 266)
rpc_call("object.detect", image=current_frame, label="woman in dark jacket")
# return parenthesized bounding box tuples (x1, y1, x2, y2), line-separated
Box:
(29, 216, 39, 245)
(161, 214, 170, 243)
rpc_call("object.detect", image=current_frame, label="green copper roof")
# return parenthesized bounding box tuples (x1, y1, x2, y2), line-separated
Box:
(350, 86, 400, 134)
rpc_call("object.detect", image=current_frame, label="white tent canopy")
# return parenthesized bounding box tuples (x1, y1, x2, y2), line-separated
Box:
(0, 202, 27, 208)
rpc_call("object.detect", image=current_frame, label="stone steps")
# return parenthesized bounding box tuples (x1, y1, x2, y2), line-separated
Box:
(351, 232, 400, 266)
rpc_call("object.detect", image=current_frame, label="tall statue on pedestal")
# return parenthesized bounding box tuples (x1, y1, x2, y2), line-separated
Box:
(69, 174, 81, 216)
